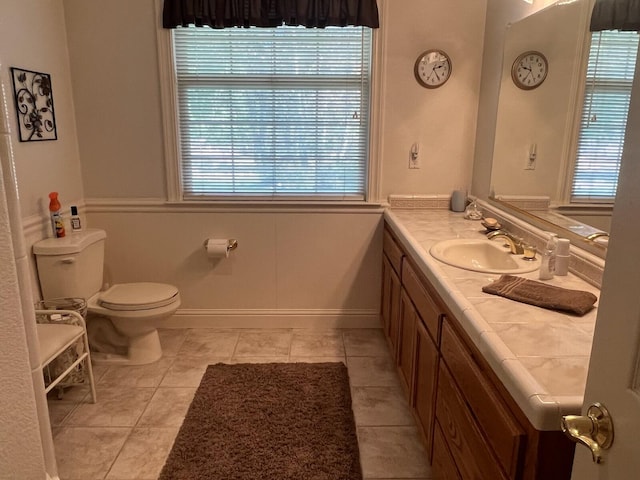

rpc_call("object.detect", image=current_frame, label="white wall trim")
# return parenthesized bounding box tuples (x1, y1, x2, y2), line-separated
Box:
(554, 204, 614, 216)
(22, 201, 87, 238)
(154, 0, 181, 202)
(559, 3, 595, 203)
(83, 197, 384, 214)
(153, 0, 384, 204)
(22, 213, 48, 237)
(164, 308, 381, 329)
(367, 0, 388, 203)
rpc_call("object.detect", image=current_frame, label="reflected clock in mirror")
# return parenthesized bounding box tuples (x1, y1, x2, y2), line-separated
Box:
(487, 0, 614, 257)
(511, 51, 548, 90)
(414, 49, 452, 88)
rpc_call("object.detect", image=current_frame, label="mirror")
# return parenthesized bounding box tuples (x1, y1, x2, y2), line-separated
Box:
(489, 0, 612, 257)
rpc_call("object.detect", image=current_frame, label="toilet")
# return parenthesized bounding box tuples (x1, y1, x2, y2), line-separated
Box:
(33, 229, 181, 365)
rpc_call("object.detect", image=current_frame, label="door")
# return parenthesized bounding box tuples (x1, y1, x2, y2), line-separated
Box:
(569, 48, 640, 478)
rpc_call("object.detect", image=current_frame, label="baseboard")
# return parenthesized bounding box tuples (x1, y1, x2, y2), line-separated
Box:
(162, 308, 381, 329)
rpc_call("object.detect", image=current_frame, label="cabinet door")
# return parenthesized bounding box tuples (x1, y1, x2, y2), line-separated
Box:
(436, 363, 508, 480)
(398, 288, 417, 397)
(441, 320, 525, 479)
(381, 255, 402, 359)
(433, 420, 462, 480)
(402, 260, 441, 343)
(383, 228, 403, 274)
(388, 265, 401, 358)
(381, 256, 392, 339)
(413, 316, 439, 460)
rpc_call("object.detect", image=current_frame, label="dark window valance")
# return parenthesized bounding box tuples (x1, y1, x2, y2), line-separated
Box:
(163, 0, 380, 29)
(590, 0, 640, 31)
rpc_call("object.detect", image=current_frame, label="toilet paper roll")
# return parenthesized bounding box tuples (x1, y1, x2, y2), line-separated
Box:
(205, 239, 229, 258)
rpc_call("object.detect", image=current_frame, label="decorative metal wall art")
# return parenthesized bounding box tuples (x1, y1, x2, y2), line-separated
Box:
(10, 67, 58, 142)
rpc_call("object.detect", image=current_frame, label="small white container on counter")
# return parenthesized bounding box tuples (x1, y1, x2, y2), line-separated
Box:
(555, 238, 570, 276)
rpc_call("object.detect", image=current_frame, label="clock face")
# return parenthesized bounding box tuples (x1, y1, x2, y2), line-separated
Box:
(512, 51, 548, 90)
(414, 50, 452, 89)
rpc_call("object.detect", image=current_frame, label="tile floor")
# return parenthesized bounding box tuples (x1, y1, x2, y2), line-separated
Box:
(48, 328, 432, 480)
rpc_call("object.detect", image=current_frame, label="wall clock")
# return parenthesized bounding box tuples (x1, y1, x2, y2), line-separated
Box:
(511, 51, 548, 90)
(414, 49, 452, 89)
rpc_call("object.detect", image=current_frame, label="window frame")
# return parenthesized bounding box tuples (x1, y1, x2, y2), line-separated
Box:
(563, 29, 639, 205)
(154, 0, 384, 205)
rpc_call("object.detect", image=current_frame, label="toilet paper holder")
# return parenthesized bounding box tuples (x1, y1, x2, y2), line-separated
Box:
(203, 238, 238, 253)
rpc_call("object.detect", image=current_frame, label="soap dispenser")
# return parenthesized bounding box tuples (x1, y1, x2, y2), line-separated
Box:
(538, 234, 557, 280)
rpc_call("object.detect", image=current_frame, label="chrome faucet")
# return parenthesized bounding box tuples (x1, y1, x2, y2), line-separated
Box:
(586, 231, 609, 241)
(486, 230, 524, 255)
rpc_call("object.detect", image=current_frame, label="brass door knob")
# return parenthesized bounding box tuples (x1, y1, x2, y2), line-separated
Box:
(561, 403, 614, 464)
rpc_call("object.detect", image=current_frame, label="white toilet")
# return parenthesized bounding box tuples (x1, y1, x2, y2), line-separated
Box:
(33, 229, 181, 365)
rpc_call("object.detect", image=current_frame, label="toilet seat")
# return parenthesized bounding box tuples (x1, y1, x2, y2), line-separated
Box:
(98, 283, 179, 311)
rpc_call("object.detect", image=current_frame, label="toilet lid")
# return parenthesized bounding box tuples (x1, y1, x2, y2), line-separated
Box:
(99, 283, 179, 311)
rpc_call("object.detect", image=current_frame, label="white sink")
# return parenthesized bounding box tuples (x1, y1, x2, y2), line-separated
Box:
(429, 239, 539, 274)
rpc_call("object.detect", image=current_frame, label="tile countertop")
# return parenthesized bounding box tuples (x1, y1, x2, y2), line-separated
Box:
(385, 209, 600, 431)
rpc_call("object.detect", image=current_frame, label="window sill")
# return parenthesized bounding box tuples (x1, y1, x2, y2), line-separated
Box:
(85, 197, 385, 214)
(555, 203, 614, 215)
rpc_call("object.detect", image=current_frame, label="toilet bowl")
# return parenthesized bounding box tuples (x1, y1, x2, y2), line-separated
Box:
(33, 229, 181, 366)
(87, 283, 181, 365)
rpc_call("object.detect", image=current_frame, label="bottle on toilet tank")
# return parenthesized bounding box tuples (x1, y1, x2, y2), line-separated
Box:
(48, 192, 65, 238)
(70, 205, 82, 232)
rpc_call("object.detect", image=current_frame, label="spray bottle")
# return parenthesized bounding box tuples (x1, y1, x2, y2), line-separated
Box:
(538, 233, 557, 280)
(48, 192, 66, 238)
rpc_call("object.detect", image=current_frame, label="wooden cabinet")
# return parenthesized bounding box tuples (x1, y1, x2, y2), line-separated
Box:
(440, 320, 525, 479)
(381, 228, 403, 358)
(402, 259, 442, 459)
(398, 289, 417, 395)
(401, 260, 441, 341)
(381, 221, 575, 480)
(381, 255, 401, 357)
(412, 314, 439, 460)
(432, 420, 462, 480)
(436, 362, 510, 480)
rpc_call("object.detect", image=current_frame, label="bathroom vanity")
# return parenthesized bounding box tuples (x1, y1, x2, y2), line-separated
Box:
(382, 208, 600, 480)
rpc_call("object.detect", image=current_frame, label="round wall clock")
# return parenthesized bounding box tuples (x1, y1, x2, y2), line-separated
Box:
(414, 49, 452, 89)
(511, 51, 548, 90)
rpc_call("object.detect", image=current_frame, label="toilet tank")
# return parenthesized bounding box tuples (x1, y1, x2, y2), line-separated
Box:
(33, 229, 107, 301)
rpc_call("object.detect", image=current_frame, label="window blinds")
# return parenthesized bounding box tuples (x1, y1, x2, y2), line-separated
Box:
(572, 31, 639, 202)
(173, 26, 372, 199)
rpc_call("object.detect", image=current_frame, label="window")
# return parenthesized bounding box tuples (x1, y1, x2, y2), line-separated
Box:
(172, 26, 372, 200)
(571, 30, 639, 202)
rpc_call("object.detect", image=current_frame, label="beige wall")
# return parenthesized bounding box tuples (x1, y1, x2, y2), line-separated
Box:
(0, 0, 84, 218)
(62, 0, 489, 203)
(377, 0, 487, 198)
(64, 0, 165, 199)
(491, 0, 590, 199)
(89, 208, 383, 324)
(472, 0, 559, 198)
(50, 0, 489, 321)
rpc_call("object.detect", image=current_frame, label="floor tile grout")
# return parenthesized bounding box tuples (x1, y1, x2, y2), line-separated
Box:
(49, 327, 430, 479)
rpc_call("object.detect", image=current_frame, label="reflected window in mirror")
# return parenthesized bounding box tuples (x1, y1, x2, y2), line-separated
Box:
(570, 31, 639, 203)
